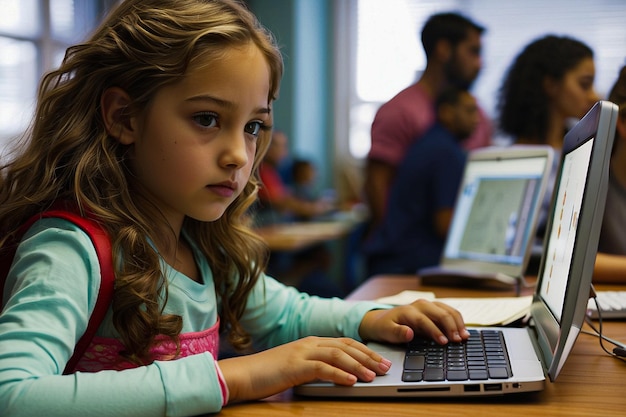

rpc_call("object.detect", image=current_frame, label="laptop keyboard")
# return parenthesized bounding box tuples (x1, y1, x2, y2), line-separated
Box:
(587, 291, 626, 319)
(402, 329, 512, 382)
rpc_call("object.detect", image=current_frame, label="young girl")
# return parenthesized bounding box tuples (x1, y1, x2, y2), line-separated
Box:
(0, 1, 468, 416)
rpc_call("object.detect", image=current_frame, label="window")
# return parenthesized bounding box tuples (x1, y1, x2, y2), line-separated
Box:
(346, 0, 456, 159)
(338, 0, 626, 160)
(0, 0, 102, 148)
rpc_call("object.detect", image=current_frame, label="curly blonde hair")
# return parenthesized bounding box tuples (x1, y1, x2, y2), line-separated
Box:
(0, 0, 283, 361)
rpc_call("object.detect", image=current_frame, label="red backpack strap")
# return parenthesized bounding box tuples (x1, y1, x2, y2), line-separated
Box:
(1, 208, 114, 374)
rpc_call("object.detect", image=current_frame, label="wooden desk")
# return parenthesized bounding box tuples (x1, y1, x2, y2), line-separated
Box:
(255, 220, 356, 252)
(256, 212, 366, 292)
(255, 209, 366, 252)
(220, 275, 626, 417)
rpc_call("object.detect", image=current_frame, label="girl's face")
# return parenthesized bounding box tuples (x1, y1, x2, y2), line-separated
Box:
(127, 42, 271, 228)
(547, 57, 599, 120)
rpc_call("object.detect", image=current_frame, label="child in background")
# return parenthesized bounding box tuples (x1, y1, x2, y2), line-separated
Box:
(0, 1, 469, 416)
(291, 157, 337, 218)
(258, 130, 334, 224)
(291, 158, 319, 202)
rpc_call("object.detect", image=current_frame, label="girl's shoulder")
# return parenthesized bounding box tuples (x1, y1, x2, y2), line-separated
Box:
(10, 217, 102, 300)
(22, 216, 101, 252)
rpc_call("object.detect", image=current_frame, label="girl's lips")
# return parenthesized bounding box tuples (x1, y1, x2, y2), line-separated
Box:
(207, 182, 236, 198)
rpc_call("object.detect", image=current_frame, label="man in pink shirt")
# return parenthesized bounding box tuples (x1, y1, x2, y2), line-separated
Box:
(365, 12, 492, 234)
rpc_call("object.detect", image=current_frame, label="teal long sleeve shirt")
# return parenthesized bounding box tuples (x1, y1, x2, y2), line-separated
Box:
(0, 218, 384, 417)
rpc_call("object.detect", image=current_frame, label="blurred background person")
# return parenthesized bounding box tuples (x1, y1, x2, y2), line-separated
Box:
(257, 130, 334, 225)
(594, 66, 626, 284)
(290, 157, 338, 221)
(497, 34, 599, 149)
(364, 11, 492, 238)
(291, 158, 318, 202)
(363, 87, 479, 277)
(496, 34, 599, 255)
(256, 130, 341, 297)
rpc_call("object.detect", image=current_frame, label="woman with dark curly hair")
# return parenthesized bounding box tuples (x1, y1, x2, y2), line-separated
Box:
(497, 34, 599, 148)
(497, 35, 599, 242)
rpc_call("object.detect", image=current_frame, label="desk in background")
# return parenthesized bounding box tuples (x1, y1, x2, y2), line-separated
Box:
(255, 220, 357, 252)
(219, 274, 626, 417)
(255, 211, 367, 293)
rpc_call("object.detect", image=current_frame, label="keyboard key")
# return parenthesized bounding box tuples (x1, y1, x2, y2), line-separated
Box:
(446, 370, 469, 381)
(488, 367, 510, 379)
(468, 370, 489, 380)
(402, 371, 423, 382)
(424, 368, 445, 381)
(404, 355, 425, 370)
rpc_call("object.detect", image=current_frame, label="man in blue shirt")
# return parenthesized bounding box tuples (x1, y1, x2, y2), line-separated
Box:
(364, 87, 480, 276)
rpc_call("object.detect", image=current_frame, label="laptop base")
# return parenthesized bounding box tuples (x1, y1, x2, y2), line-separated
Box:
(418, 268, 532, 295)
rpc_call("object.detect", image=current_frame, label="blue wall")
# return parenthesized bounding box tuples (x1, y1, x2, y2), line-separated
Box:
(247, 0, 335, 188)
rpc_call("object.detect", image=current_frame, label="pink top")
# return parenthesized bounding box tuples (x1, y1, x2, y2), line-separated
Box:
(74, 318, 228, 404)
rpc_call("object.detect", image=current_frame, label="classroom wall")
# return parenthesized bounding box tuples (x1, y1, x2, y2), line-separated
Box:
(247, 0, 335, 189)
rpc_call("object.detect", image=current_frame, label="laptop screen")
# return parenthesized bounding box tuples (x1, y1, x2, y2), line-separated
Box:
(531, 100, 618, 381)
(538, 139, 593, 321)
(444, 154, 548, 266)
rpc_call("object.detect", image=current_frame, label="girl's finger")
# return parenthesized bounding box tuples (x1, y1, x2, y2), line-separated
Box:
(315, 338, 391, 378)
(401, 300, 467, 343)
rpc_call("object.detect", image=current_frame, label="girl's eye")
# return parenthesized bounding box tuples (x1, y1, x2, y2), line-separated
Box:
(193, 112, 218, 128)
(244, 121, 263, 137)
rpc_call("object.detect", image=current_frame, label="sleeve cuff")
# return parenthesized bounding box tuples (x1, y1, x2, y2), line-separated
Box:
(214, 361, 230, 406)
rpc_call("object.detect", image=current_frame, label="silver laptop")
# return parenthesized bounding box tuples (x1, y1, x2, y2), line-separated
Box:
(418, 145, 554, 287)
(295, 100, 618, 398)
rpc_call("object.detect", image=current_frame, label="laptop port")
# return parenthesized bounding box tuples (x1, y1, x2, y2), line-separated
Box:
(464, 384, 481, 392)
(484, 383, 502, 391)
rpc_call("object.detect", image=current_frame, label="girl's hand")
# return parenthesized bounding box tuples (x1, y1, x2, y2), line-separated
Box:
(358, 299, 470, 345)
(218, 336, 392, 403)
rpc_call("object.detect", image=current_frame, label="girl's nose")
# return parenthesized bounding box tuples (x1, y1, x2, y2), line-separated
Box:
(219, 131, 249, 168)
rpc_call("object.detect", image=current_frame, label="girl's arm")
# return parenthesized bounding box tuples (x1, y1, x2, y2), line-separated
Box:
(240, 273, 467, 348)
(0, 220, 224, 417)
(238, 274, 385, 347)
(219, 274, 467, 403)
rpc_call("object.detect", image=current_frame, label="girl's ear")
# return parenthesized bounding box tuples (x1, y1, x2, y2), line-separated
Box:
(101, 87, 138, 145)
